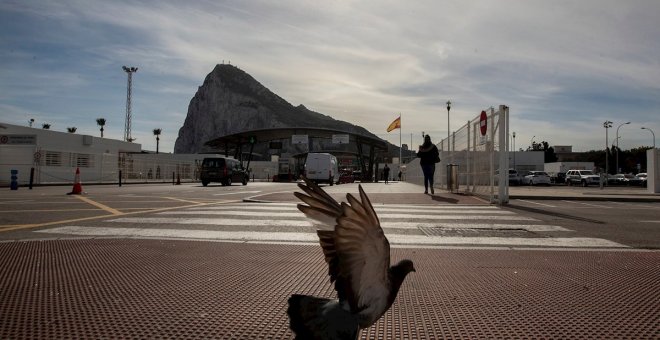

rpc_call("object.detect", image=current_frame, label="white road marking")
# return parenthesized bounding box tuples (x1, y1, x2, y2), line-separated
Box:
(515, 199, 557, 208)
(35, 226, 627, 248)
(187, 205, 503, 213)
(388, 222, 569, 232)
(212, 191, 262, 196)
(107, 217, 314, 227)
(146, 212, 535, 221)
(639, 220, 660, 223)
(103, 216, 563, 232)
(161, 209, 516, 216)
(570, 201, 612, 208)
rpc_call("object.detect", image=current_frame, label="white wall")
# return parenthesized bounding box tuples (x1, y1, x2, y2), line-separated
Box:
(648, 148, 659, 193)
(1, 122, 140, 185)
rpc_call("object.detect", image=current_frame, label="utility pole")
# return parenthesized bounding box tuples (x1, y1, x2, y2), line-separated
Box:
(604, 121, 612, 177)
(122, 66, 138, 142)
(616, 121, 630, 173)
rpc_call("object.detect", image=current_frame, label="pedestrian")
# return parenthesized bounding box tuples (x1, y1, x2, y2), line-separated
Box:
(417, 135, 440, 194)
(383, 164, 390, 184)
(398, 170, 402, 182)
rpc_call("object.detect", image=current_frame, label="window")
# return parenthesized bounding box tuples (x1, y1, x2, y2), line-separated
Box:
(45, 151, 62, 166)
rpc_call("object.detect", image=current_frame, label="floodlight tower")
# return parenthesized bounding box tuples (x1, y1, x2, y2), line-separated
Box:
(122, 66, 138, 142)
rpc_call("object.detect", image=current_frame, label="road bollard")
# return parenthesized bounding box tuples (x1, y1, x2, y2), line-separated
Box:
(29, 167, 34, 190)
(10, 169, 18, 190)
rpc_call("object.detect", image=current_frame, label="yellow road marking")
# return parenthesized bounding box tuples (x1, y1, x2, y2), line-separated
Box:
(0, 198, 243, 233)
(162, 196, 202, 204)
(74, 195, 123, 215)
(0, 202, 210, 232)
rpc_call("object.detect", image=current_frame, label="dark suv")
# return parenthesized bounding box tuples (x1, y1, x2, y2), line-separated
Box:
(200, 157, 248, 186)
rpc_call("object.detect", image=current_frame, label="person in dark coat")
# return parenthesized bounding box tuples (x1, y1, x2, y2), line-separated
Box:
(417, 135, 439, 194)
(383, 164, 390, 184)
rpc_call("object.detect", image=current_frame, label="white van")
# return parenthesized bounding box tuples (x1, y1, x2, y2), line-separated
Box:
(304, 153, 339, 185)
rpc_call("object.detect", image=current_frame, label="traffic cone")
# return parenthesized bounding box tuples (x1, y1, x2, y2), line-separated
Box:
(67, 167, 83, 195)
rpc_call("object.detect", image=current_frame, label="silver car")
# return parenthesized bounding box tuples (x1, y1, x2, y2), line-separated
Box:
(522, 171, 551, 186)
(565, 169, 601, 187)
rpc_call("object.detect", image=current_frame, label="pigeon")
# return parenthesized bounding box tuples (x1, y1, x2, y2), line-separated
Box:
(287, 177, 416, 340)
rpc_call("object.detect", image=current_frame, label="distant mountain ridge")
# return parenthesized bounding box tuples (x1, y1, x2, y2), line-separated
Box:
(174, 64, 387, 155)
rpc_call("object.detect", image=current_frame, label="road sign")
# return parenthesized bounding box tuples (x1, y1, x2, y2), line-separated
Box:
(291, 135, 308, 144)
(480, 111, 488, 136)
(332, 134, 349, 144)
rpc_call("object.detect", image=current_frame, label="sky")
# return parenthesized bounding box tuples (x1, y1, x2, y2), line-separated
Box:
(1, 0, 659, 153)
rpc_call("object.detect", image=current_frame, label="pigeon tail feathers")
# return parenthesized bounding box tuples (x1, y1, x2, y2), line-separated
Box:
(287, 294, 359, 340)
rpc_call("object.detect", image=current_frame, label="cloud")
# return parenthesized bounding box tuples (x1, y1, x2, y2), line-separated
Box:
(1, 0, 659, 153)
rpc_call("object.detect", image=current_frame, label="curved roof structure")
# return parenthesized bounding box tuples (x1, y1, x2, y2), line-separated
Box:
(204, 127, 389, 150)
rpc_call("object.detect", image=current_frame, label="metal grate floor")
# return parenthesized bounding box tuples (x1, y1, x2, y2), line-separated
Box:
(0, 239, 658, 339)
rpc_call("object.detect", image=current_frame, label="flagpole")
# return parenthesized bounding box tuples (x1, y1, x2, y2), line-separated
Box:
(399, 114, 402, 167)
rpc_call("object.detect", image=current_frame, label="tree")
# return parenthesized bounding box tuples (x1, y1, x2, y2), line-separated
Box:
(96, 118, 106, 138)
(153, 128, 162, 154)
(42, 123, 51, 129)
(67, 127, 77, 133)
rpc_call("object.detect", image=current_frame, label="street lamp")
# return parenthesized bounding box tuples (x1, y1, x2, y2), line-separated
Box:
(512, 132, 516, 170)
(122, 65, 138, 142)
(446, 100, 451, 146)
(615, 121, 630, 173)
(530, 135, 535, 150)
(604, 121, 612, 176)
(28, 118, 34, 128)
(641, 127, 656, 148)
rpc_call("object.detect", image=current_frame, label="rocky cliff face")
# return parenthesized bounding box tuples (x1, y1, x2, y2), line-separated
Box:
(174, 64, 381, 155)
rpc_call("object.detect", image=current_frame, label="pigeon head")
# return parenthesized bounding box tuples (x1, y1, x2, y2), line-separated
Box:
(392, 259, 416, 276)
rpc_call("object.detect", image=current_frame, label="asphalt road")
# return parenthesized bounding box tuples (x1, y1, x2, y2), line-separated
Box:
(1, 181, 658, 249)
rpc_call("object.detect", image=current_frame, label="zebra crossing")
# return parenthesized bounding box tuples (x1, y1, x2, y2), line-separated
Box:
(36, 202, 628, 249)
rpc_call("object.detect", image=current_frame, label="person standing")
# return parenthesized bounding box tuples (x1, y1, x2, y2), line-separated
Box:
(383, 164, 390, 184)
(417, 135, 440, 194)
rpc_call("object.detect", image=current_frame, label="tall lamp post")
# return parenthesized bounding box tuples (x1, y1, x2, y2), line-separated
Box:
(615, 121, 630, 173)
(446, 100, 451, 147)
(512, 132, 516, 170)
(530, 135, 536, 150)
(604, 121, 613, 176)
(122, 66, 138, 142)
(641, 127, 656, 148)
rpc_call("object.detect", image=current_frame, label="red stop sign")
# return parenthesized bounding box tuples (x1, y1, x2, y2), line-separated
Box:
(479, 111, 488, 136)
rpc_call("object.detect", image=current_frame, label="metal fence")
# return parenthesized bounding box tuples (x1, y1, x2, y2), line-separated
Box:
(437, 105, 510, 204)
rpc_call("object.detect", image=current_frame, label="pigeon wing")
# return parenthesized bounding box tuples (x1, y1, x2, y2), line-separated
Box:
(334, 185, 391, 322)
(294, 177, 342, 228)
(295, 177, 344, 294)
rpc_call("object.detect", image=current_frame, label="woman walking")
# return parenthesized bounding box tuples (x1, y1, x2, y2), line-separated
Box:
(417, 135, 440, 194)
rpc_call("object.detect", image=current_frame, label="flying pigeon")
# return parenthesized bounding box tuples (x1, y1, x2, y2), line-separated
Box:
(288, 178, 416, 340)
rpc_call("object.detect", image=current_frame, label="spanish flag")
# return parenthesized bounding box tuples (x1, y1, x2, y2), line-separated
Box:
(386, 116, 401, 132)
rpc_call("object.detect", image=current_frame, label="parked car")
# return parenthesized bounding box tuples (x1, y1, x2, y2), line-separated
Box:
(338, 169, 355, 184)
(522, 171, 551, 185)
(609, 174, 633, 185)
(565, 169, 601, 187)
(495, 169, 521, 185)
(200, 157, 249, 186)
(509, 169, 522, 185)
(630, 173, 647, 187)
(550, 172, 566, 184)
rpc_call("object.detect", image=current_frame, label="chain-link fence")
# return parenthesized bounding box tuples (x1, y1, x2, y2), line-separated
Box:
(437, 105, 509, 203)
(400, 105, 509, 203)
